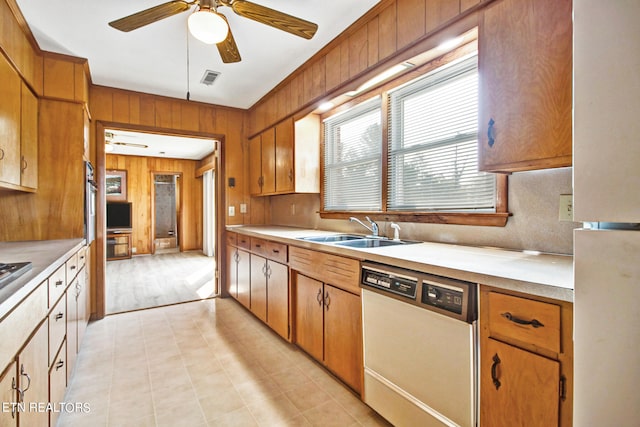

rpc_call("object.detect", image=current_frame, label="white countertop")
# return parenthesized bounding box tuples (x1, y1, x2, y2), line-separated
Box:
(0, 239, 85, 319)
(227, 225, 574, 302)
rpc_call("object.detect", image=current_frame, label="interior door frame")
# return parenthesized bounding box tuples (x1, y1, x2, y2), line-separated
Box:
(94, 121, 225, 319)
(150, 171, 183, 255)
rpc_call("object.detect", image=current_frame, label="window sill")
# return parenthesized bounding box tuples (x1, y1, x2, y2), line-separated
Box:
(319, 211, 510, 227)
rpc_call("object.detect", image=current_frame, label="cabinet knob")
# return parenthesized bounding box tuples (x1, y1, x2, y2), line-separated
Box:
(487, 118, 496, 147)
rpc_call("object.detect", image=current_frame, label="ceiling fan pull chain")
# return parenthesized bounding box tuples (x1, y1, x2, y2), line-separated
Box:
(186, 22, 191, 101)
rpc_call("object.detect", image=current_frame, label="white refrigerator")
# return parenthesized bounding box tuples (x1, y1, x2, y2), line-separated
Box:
(573, 1, 640, 426)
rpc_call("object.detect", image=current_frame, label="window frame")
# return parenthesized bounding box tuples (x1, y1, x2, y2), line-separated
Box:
(319, 43, 509, 227)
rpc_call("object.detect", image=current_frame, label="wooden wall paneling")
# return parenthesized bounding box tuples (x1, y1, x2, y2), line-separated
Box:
(198, 105, 217, 134)
(378, 2, 398, 60)
(128, 93, 140, 124)
(461, 0, 480, 12)
(90, 87, 113, 122)
(397, 0, 427, 49)
(265, 96, 277, 130)
(155, 99, 173, 129)
(43, 56, 75, 100)
(180, 102, 199, 132)
(112, 92, 130, 124)
(425, 0, 461, 33)
(349, 25, 369, 78)
(139, 95, 156, 127)
(73, 63, 89, 104)
(276, 83, 291, 120)
(311, 58, 326, 102)
(325, 45, 342, 92)
(290, 74, 304, 115)
(171, 101, 182, 130)
(367, 17, 380, 67)
(339, 43, 350, 85)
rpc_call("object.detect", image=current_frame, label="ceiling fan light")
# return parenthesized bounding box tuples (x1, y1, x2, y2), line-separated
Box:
(188, 9, 229, 45)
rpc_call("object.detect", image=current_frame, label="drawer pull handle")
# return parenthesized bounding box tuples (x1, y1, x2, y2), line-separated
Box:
(55, 360, 65, 371)
(316, 288, 323, 306)
(55, 312, 64, 320)
(272, 249, 279, 253)
(560, 375, 567, 401)
(491, 353, 501, 390)
(501, 312, 544, 328)
(55, 280, 63, 287)
(255, 244, 262, 248)
(70, 265, 76, 270)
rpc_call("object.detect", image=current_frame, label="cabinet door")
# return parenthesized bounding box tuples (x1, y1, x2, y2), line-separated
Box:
(0, 362, 17, 427)
(267, 261, 289, 340)
(261, 127, 276, 194)
(236, 249, 251, 309)
(77, 247, 90, 347)
(323, 285, 363, 393)
(294, 274, 324, 362)
(20, 83, 38, 189)
(478, 0, 572, 172)
(66, 283, 79, 383)
(0, 54, 21, 186)
(481, 338, 559, 427)
(17, 320, 48, 427)
(275, 119, 294, 193)
(250, 255, 268, 322)
(249, 135, 263, 195)
(225, 245, 238, 298)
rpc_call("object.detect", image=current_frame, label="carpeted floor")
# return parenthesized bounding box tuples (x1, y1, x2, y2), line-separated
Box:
(106, 251, 215, 314)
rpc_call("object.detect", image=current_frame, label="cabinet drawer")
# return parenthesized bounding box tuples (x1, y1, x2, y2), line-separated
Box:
(226, 232, 237, 247)
(487, 292, 561, 353)
(237, 234, 251, 250)
(48, 265, 67, 307)
(266, 241, 287, 264)
(0, 284, 47, 370)
(289, 246, 360, 294)
(48, 296, 66, 366)
(66, 251, 79, 282)
(251, 238, 268, 256)
(77, 246, 87, 270)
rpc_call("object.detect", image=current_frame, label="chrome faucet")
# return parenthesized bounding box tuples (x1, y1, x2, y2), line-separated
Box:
(349, 216, 379, 237)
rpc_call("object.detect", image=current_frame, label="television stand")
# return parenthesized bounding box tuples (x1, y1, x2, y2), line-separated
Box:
(107, 230, 132, 261)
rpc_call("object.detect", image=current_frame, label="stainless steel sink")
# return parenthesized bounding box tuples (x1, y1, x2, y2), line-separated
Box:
(297, 234, 365, 243)
(334, 238, 419, 248)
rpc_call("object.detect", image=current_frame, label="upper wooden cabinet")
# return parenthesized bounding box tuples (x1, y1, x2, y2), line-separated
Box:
(249, 115, 320, 196)
(0, 53, 22, 188)
(0, 54, 38, 192)
(478, 0, 572, 172)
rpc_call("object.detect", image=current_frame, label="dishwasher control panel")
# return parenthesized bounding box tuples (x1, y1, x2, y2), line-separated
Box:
(362, 267, 418, 299)
(422, 281, 464, 315)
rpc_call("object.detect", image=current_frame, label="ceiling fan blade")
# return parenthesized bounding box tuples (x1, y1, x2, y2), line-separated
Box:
(112, 142, 149, 149)
(231, 0, 318, 40)
(109, 1, 193, 32)
(217, 16, 241, 63)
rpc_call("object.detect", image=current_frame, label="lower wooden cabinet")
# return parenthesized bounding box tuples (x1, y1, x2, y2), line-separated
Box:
(49, 340, 66, 427)
(294, 273, 363, 393)
(479, 286, 573, 427)
(250, 255, 268, 323)
(17, 320, 49, 427)
(266, 261, 289, 340)
(236, 249, 251, 309)
(225, 244, 238, 298)
(0, 361, 17, 427)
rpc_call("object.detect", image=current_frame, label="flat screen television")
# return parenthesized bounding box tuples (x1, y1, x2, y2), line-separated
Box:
(106, 202, 132, 229)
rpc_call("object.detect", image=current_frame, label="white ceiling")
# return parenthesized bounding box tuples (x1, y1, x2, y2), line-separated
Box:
(105, 129, 216, 160)
(16, 0, 381, 109)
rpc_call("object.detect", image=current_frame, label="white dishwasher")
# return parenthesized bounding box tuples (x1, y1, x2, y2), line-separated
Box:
(361, 262, 477, 427)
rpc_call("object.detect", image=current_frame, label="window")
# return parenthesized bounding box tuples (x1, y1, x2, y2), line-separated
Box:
(388, 55, 496, 212)
(323, 97, 382, 211)
(321, 49, 507, 226)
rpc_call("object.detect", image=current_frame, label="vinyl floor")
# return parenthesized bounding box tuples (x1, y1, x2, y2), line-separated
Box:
(57, 298, 391, 427)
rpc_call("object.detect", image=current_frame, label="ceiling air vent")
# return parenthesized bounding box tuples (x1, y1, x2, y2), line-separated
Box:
(200, 70, 221, 86)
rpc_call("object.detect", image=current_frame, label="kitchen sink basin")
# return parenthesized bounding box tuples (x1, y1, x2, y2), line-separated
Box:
(297, 234, 365, 243)
(334, 238, 419, 248)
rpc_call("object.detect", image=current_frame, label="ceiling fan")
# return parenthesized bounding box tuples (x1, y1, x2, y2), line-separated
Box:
(108, 0, 318, 63)
(105, 132, 149, 152)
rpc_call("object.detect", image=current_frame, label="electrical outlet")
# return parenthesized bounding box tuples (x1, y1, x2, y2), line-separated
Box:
(559, 194, 573, 221)
(228, 206, 235, 217)
(131, 247, 137, 254)
(240, 203, 247, 214)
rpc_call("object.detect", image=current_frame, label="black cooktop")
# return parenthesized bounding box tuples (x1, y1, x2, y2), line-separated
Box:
(0, 262, 33, 289)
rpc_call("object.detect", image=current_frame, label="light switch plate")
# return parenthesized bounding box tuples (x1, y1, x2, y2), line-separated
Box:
(559, 194, 573, 221)
(228, 206, 235, 217)
(240, 204, 247, 214)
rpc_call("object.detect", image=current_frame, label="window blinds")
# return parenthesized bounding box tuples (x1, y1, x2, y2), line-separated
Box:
(323, 97, 382, 211)
(387, 55, 496, 212)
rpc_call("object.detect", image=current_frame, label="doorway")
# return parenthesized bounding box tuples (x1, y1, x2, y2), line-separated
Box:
(152, 173, 181, 254)
(101, 127, 220, 315)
